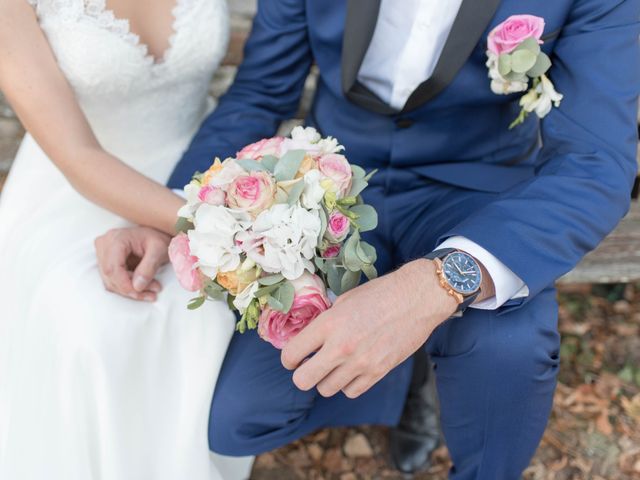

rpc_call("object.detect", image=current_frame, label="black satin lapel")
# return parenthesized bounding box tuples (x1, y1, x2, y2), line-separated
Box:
(402, 0, 502, 113)
(341, 0, 382, 95)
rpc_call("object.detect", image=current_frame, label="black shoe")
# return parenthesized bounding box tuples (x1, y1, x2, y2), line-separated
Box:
(389, 348, 440, 474)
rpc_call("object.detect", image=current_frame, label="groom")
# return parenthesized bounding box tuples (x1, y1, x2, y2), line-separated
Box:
(96, 0, 640, 478)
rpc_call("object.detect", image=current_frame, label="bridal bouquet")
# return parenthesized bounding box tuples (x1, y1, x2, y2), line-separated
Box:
(169, 127, 378, 348)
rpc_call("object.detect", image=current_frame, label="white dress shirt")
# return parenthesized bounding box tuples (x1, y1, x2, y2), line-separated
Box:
(357, 0, 529, 309)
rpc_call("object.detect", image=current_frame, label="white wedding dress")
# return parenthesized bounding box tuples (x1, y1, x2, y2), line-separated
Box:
(0, 0, 253, 478)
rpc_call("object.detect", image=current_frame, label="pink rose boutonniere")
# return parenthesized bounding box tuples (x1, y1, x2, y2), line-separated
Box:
(486, 14, 563, 129)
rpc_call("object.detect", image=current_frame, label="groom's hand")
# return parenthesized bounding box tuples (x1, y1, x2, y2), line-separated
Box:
(95, 227, 171, 302)
(281, 260, 459, 399)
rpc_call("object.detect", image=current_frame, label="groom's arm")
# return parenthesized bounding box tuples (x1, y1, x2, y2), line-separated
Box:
(441, 0, 640, 308)
(167, 0, 312, 189)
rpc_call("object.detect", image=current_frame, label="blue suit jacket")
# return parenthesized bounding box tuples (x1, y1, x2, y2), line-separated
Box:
(169, 0, 640, 309)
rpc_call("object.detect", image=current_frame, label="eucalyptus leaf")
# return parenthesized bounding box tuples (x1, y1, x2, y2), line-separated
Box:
(350, 204, 378, 232)
(526, 52, 551, 78)
(363, 169, 378, 182)
(261, 155, 278, 172)
(258, 274, 285, 286)
(515, 36, 541, 55)
(359, 241, 377, 265)
(236, 159, 268, 172)
(327, 262, 345, 296)
(255, 284, 280, 298)
(272, 281, 295, 313)
(267, 295, 284, 312)
(318, 207, 328, 241)
(287, 179, 306, 206)
(187, 296, 205, 310)
(511, 49, 537, 74)
(175, 217, 193, 234)
(274, 150, 305, 182)
(341, 270, 361, 293)
(348, 178, 368, 198)
(204, 285, 225, 301)
(362, 263, 378, 280)
(355, 241, 373, 264)
(504, 70, 528, 83)
(314, 257, 326, 272)
(343, 235, 364, 272)
(350, 164, 366, 179)
(498, 54, 512, 76)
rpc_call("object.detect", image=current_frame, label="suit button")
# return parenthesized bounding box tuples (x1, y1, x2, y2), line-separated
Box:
(395, 117, 413, 129)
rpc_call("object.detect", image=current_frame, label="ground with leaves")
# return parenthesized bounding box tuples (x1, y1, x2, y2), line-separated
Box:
(251, 283, 640, 480)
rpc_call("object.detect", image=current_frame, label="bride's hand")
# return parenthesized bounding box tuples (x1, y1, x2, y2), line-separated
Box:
(95, 227, 171, 302)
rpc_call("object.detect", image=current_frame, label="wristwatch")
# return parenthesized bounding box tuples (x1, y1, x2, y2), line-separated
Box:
(424, 248, 482, 317)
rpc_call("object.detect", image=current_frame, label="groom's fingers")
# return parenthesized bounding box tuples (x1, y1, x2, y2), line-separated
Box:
(291, 347, 339, 392)
(281, 312, 328, 370)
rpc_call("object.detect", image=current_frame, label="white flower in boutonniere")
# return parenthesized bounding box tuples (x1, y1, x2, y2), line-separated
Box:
(486, 14, 563, 129)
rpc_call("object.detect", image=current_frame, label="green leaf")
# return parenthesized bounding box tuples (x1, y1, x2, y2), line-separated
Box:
(271, 281, 295, 313)
(318, 207, 328, 241)
(255, 283, 280, 298)
(258, 274, 285, 286)
(235, 317, 247, 333)
(337, 196, 357, 207)
(261, 155, 278, 172)
(175, 217, 193, 234)
(204, 282, 225, 301)
(358, 241, 377, 265)
(511, 49, 537, 74)
(348, 178, 368, 198)
(515, 37, 541, 56)
(504, 71, 528, 83)
(341, 270, 361, 293)
(350, 164, 366, 179)
(236, 159, 268, 172)
(327, 261, 345, 295)
(362, 263, 378, 280)
(363, 169, 378, 182)
(355, 241, 373, 264)
(350, 204, 378, 232)
(187, 296, 205, 310)
(498, 54, 512, 76)
(314, 257, 326, 273)
(526, 52, 551, 78)
(226, 293, 236, 311)
(274, 150, 305, 182)
(343, 234, 364, 272)
(267, 295, 284, 311)
(287, 179, 306, 206)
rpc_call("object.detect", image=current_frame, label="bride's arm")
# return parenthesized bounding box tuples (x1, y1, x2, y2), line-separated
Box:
(0, 1, 183, 235)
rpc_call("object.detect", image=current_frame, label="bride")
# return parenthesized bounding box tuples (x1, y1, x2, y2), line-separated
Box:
(0, 0, 252, 478)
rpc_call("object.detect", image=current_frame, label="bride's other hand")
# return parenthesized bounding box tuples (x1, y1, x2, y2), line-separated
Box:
(95, 227, 170, 302)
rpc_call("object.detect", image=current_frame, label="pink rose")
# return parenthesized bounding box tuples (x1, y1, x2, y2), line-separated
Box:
(258, 273, 331, 349)
(236, 137, 285, 161)
(325, 211, 350, 242)
(321, 244, 341, 258)
(487, 15, 545, 55)
(226, 171, 276, 217)
(318, 154, 353, 198)
(198, 184, 226, 205)
(168, 233, 203, 292)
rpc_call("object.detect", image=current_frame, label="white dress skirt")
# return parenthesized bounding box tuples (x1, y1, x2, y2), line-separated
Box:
(0, 0, 253, 478)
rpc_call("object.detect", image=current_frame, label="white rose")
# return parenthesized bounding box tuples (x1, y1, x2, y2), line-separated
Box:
(242, 204, 321, 280)
(300, 170, 326, 210)
(281, 126, 344, 157)
(188, 205, 250, 279)
(177, 181, 201, 219)
(207, 159, 247, 188)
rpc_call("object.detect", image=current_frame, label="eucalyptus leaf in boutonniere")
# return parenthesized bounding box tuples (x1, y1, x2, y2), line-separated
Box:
(485, 14, 563, 129)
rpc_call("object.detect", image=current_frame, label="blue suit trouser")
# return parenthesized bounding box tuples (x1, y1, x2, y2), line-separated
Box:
(208, 170, 560, 480)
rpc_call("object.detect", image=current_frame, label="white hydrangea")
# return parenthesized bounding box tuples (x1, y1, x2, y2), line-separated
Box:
(239, 204, 321, 280)
(281, 126, 344, 157)
(177, 180, 202, 219)
(188, 205, 251, 279)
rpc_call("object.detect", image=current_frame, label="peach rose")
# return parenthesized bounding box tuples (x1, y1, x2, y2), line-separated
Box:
(318, 154, 352, 198)
(257, 273, 331, 349)
(226, 171, 276, 217)
(168, 233, 203, 292)
(216, 266, 259, 296)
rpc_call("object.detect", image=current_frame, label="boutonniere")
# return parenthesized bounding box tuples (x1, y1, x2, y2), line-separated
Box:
(485, 15, 563, 129)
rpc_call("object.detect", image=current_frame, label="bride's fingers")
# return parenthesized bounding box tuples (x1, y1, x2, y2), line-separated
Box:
(133, 239, 168, 292)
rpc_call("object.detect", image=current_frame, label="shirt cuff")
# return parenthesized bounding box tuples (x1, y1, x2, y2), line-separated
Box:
(436, 236, 529, 310)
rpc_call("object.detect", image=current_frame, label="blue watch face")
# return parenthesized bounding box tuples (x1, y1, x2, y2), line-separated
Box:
(442, 252, 482, 295)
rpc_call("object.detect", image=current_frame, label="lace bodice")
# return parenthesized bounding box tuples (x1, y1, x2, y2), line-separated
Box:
(27, 0, 229, 169)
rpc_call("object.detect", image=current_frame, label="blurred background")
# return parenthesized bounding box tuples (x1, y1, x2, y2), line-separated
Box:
(1, 1, 639, 478)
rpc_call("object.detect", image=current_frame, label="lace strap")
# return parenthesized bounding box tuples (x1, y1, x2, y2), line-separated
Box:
(26, 0, 82, 17)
